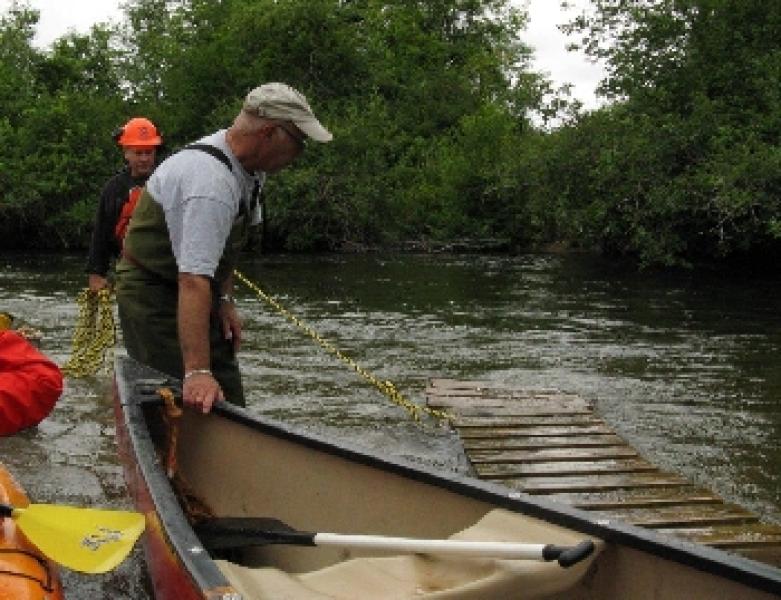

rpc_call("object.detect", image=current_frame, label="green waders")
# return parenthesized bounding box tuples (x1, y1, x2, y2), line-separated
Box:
(115, 186, 251, 407)
(115, 268, 245, 406)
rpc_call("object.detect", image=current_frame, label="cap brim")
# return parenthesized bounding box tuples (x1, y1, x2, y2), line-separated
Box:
(123, 137, 163, 147)
(294, 117, 333, 143)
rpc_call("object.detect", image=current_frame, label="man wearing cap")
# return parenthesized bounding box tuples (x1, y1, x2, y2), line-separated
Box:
(115, 83, 332, 413)
(86, 117, 164, 292)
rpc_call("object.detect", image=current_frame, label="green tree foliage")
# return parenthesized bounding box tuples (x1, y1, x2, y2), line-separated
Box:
(0, 4, 126, 248)
(3, 0, 778, 268)
(0, 5, 45, 243)
(556, 0, 781, 265)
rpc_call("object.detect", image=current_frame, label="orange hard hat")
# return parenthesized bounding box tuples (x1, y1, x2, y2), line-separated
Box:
(114, 117, 162, 147)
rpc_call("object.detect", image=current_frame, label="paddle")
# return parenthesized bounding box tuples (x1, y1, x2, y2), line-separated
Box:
(0, 502, 145, 574)
(195, 517, 595, 567)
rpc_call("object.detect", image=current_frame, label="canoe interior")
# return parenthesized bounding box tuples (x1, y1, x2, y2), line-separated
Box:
(173, 406, 533, 572)
(116, 357, 781, 599)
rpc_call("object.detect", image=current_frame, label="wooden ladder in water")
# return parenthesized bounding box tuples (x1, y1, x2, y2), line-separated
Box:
(426, 378, 781, 568)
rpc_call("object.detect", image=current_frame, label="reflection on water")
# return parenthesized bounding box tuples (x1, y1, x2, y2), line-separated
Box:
(1, 252, 780, 597)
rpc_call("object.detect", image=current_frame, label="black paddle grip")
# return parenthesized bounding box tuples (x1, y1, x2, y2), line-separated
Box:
(542, 540, 595, 568)
(195, 517, 317, 551)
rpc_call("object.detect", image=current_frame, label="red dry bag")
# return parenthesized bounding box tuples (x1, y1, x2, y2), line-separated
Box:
(0, 331, 63, 436)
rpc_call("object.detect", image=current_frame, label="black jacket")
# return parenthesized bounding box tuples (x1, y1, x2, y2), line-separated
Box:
(86, 168, 150, 276)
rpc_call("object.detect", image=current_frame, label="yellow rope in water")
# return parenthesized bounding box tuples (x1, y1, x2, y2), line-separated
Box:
(233, 269, 451, 424)
(61, 288, 116, 378)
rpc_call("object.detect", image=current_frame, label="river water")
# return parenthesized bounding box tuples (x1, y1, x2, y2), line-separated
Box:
(1, 251, 779, 598)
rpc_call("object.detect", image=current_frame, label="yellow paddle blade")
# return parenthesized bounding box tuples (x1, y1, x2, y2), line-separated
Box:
(13, 504, 145, 573)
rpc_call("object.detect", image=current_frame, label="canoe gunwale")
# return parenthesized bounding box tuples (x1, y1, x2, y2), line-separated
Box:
(114, 361, 233, 598)
(113, 356, 781, 598)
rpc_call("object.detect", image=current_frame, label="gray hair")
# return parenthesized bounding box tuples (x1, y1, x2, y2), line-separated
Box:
(232, 109, 270, 135)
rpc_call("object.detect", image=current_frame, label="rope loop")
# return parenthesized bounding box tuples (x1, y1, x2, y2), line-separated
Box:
(233, 269, 450, 425)
(61, 288, 116, 378)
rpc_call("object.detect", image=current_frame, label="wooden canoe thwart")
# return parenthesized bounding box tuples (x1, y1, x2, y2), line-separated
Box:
(427, 378, 781, 570)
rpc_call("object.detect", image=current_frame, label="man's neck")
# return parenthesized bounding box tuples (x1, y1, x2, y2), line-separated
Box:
(226, 127, 262, 175)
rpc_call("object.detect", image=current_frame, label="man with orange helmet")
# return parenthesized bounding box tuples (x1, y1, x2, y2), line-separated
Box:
(85, 117, 163, 291)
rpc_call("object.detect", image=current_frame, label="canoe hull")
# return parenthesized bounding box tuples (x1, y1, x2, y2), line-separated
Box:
(113, 377, 234, 600)
(113, 356, 781, 599)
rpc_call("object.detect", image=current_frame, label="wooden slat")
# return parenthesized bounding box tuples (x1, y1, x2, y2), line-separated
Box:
(427, 387, 583, 399)
(470, 446, 639, 464)
(441, 405, 593, 417)
(475, 458, 657, 479)
(429, 389, 586, 400)
(453, 414, 602, 427)
(428, 380, 579, 398)
(428, 387, 589, 407)
(656, 523, 781, 547)
(457, 424, 615, 438)
(593, 504, 760, 529)
(463, 434, 626, 450)
(428, 396, 591, 414)
(729, 547, 781, 568)
(501, 472, 689, 494)
(543, 486, 724, 510)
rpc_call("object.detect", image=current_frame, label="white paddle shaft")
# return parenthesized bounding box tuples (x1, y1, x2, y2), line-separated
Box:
(313, 533, 547, 559)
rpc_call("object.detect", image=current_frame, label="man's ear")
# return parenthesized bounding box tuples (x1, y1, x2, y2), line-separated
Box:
(259, 122, 276, 139)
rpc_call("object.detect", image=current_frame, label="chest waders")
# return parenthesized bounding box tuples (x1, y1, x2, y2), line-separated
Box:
(115, 147, 253, 406)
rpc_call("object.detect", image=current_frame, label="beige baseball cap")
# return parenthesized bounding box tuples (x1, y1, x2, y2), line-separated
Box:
(243, 82, 333, 143)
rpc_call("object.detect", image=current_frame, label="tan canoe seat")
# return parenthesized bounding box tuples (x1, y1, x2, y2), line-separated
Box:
(216, 509, 603, 599)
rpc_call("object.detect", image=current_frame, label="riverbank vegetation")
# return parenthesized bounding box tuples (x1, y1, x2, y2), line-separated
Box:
(1, 0, 778, 268)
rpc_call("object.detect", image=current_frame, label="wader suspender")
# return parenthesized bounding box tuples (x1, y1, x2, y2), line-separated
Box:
(183, 144, 260, 218)
(183, 144, 233, 172)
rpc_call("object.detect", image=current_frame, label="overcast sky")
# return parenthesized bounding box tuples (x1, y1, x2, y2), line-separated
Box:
(1, 0, 605, 109)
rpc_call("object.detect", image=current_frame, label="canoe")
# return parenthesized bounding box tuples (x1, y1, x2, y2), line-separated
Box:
(113, 356, 781, 599)
(0, 463, 65, 600)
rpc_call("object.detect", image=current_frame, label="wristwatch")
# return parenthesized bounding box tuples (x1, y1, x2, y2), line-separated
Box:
(219, 293, 236, 304)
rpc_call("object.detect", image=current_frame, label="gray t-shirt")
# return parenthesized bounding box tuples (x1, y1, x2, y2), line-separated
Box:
(145, 129, 264, 277)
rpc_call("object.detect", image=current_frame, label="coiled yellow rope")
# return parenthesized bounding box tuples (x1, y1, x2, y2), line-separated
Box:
(234, 269, 451, 424)
(61, 288, 116, 377)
